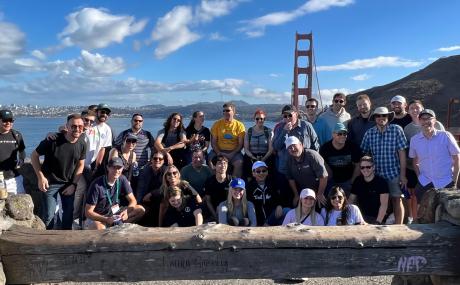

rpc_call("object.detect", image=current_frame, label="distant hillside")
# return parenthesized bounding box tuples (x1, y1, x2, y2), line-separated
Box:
(347, 55, 460, 126)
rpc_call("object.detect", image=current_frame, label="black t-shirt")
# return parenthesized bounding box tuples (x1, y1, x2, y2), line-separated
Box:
(163, 196, 200, 227)
(86, 175, 132, 216)
(391, 114, 412, 129)
(0, 130, 25, 179)
(319, 140, 360, 183)
(204, 175, 231, 209)
(185, 126, 210, 151)
(35, 133, 86, 183)
(246, 179, 281, 226)
(351, 175, 389, 218)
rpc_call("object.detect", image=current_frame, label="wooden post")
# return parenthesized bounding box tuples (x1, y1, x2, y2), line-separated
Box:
(1, 223, 460, 284)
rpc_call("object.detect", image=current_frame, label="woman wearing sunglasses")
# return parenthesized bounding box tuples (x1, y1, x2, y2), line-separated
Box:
(243, 109, 274, 181)
(108, 134, 138, 184)
(163, 186, 203, 227)
(185, 111, 210, 164)
(218, 178, 257, 227)
(282, 188, 324, 226)
(155, 112, 187, 170)
(158, 165, 202, 226)
(321, 186, 365, 226)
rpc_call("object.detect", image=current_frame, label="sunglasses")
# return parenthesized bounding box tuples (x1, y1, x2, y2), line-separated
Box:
(306, 105, 317, 109)
(336, 132, 347, 136)
(99, 110, 110, 115)
(70, 125, 84, 131)
(1, 119, 14, 123)
(375, 114, 388, 118)
(360, 165, 373, 170)
(254, 169, 268, 174)
(84, 118, 94, 124)
(166, 171, 178, 177)
(152, 157, 164, 161)
(133, 119, 143, 123)
(223, 109, 232, 113)
(126, 139, 137, 144)
(283, 113, 294, 118)
(255, 117, 265, 121)
(334, 99, 345, 104)
(330, 195, 344, 200)
(172, 118, 181, 122)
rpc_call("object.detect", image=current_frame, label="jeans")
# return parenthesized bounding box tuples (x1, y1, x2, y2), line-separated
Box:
(266, 207, 291, 226)
(41, 184, 75, 230)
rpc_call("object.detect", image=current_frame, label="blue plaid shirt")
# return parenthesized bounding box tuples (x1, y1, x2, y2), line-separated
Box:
(361, 124, 408, 180)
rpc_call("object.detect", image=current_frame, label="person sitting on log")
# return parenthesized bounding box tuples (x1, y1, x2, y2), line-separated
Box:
(218, 178, 257, 226)
(84, 157, 145, 230)
(162, 186, 203, 227)
(320, 186, 366, 226)
(282, 188, 324, 226)
(204, 155, 232, 222)
(158, 165, 202, 226)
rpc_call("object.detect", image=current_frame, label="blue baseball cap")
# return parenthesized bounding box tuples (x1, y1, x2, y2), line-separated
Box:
(333, 122, 347, 133)
(229, 178, 246, 190)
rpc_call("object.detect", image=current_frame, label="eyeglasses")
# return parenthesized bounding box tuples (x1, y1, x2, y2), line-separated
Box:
(166, 171, 178, 177)
(99, 110, 110, 115)
(152, 157, 164, 161)
(133, 119, 143, 123)
(70, 125, 84, 131)
(126, 139, 137, 144)
(172, 117, 181, 122)
(255, 117, 265, 121)
(334, 99, 345, 104)
(223, 109, 232, 113)
(360, 165, 373, 170)
(283, 113, 294, 118)
(255, 169, 268, 174)
(306, 105, 317, 109)
(1, 119, 14, 123)
(336, 132, 348, 136)
(84, 118, 94, 124)
(330, 195, 344, 200)
(375, 114, 388, 118)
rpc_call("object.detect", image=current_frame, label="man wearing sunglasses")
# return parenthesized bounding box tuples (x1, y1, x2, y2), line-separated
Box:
(31, 113, 87, 230)
(91, 103, 114, 178)
(0, 109, 26, 194)
(361, 107, 408, 224)
(316, 92, 351, 146)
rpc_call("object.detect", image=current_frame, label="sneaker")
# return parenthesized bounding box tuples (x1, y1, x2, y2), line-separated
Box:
(407, 217, 413, 225)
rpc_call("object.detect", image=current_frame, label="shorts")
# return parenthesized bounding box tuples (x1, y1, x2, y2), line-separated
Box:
(406, 168, 418, 189)
(208, 150, 243, 164)
(386, 176, 403, 198)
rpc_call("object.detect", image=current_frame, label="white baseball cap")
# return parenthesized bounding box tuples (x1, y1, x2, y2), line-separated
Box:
(299, 188, 316, 199)
(391, 95, 406, 104)
(285, 136, 301, 149)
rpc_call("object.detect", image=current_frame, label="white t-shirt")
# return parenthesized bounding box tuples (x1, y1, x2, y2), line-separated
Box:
(85, 123, 112, 166)
(320, 204, 364, 226)
(282, 209, 325, 226)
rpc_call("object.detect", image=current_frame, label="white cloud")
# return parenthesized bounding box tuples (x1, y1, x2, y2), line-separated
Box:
(315, 88, 351, 106)
(132, 40, 142, 52)
(436, 45, 460, 52)
(239, 0, 353, 37)
(269, 73, 282, 78)
(209, 32, 227, 41)
(317, 56, 423, 71)
(59, 7, 148, 50)
(31, 50, 46, 60)
(350, 73, 370, 81)
(249, 88, 290, 102)
(0, 22, 25, 58)
(151, 0, 241, 59)
(151, 6, 201, 59)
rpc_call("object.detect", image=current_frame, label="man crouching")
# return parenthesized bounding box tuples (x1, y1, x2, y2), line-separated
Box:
(85, 157, 145, 229)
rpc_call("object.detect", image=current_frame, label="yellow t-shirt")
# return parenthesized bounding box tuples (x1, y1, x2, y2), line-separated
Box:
(211, 119, 246, 151)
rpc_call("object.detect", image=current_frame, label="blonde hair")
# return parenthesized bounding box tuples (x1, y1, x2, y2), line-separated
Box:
(294, 197, 318, 225)
(226, 187, 248, 218)
(161, 165, 191, 200)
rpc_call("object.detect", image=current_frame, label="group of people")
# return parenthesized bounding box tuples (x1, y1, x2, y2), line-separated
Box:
(0, 94, 458, 230)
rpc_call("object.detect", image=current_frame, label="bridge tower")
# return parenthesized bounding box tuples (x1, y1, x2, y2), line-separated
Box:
(292, 32, 313, 109)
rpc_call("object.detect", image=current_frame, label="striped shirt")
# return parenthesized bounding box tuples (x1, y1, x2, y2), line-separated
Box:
(361, 124, 408, 180)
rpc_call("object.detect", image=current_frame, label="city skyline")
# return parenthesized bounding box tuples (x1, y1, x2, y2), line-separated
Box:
(0, 0, 459, 107)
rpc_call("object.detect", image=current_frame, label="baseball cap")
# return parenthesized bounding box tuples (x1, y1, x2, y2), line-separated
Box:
(391, 95, 406, 104)
(0, 110, 14, 120)
(333, 122, 347, 133)
(108, 157, 124, 168)
(96, 103, 111, 113)
(285, 136, 301, 149)
(125, 134, 138, 141)
(252, 161, 268, 171)
(229, 178, 246, 190)
(281, 105, 298, 114)
(299, 188, 316, 200)
(418, 109, 436, 118)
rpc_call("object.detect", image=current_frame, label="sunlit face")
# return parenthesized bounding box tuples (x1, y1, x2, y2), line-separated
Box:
(231, 187, 245, 200)
(0, 118, 14, 133)
(191, 151, 204, 168)
(408, 103, 423, 121)
(107, 165, 123, 180)
(252, 167, 268, 182)
(333, 95, 346, 111)
(419, 115, 435, 132)
(391, 101, 406, 115)
(305, 101, 318, 116)
(67, 118, 84, 139)
(195, 112, 205, 124)
(223, 107, 234, 121)
(131, 115, 143, 131)
(166, 169, 180, 185)
(283, 111, 297, 123)
(374, 114, 389, 127)
(330, 192, 345, 210)
(97, 109, 110, 122)
(356, 99, 371, 115)
(332, 131, 347, 144)
(360, 162, 374, 178)
(171, 115, 181, 129)
(301, 196, 315, 208)
(169, 194, 182, 209)
(151, 154, 165, 169)
(83, 115, 95, 130)
(287, 143, 303, 158)
(215, 159, 228, 174)
(124, 138, 137, 151)
(254, 114, 265, 126)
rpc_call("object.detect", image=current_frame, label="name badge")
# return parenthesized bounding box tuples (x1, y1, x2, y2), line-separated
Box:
(111, 204, 120, 215)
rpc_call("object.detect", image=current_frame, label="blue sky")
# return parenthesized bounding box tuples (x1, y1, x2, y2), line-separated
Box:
(0, 0, 459, 107)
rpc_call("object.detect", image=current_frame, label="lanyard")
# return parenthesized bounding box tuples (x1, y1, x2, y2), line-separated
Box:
(103, 176, 120, 206)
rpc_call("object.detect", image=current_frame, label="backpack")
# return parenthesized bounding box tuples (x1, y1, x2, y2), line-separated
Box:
(247, 126, 270, 144)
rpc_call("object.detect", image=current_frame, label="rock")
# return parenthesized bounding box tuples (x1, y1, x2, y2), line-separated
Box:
(444, 195, 460, 219)
(0, 200, 4, 213)
(5, 194, 34, 221)
(31, 215, 46, 230)
(417, 188, 439, 224)
(0, 219, 13, 233)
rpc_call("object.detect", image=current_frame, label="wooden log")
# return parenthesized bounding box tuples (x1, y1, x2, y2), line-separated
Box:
(1, 223, 460, 284)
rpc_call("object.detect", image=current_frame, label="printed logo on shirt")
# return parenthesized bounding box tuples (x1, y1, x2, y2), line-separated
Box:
(223, 133, 233, 139)
(185, 206, 191, 213)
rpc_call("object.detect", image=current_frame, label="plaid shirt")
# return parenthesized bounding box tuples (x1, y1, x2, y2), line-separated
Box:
(361, 124, 408, 180)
